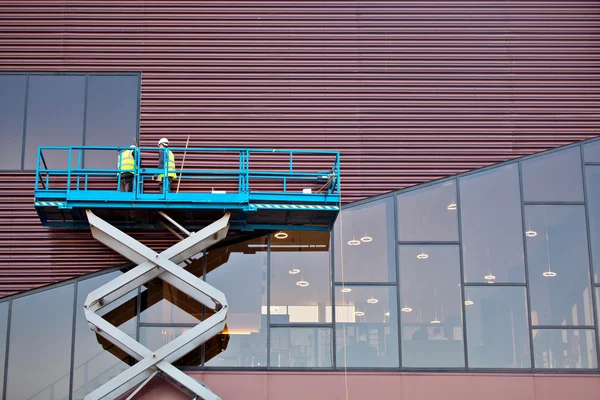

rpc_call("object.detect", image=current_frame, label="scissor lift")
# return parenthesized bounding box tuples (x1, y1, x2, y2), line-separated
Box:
(33, 146, 341, 400)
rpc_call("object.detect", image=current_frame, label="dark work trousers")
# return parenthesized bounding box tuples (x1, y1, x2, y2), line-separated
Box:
(157, 176, 173, 192)
(120, 173, 133, 192)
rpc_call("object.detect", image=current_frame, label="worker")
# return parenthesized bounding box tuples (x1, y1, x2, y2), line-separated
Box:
(117, 145, 136, 192)
(157, 137, 176, 192)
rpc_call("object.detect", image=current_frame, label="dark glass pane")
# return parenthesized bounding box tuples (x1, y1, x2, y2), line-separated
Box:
(140, 279, 203, 324)
(270, 327, 332, 368)
(584, 140, 600, 163)
(465, 287, 530, 368)
(586, 167, 600, 283)
(72, 272, 137, 399)
(522, 147, 584, 202)
(334, 198, 396, 282)
(139, 326, 190, 351)
(400, 245, 464, 368)
(204, 236, 268, 367)
(6, 284, 74, 400)
(0, 301, 9, 395)
(525, 206, 593, 326)
(335, 286, 398, 368)
(533, 329, 597, 369)
(271, 231, 331, 323)
(24, 75, 86, 169)
(84, 75, 139, 169)
(0, 74, 26, 169)
(460, 164, 525, 283)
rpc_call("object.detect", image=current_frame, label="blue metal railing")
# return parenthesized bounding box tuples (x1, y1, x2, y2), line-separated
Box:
(34, 146, 340, 205)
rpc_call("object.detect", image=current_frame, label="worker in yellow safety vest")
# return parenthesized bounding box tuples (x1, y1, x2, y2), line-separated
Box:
(117, 145, 136, 192)
(157, 137, 176, 192)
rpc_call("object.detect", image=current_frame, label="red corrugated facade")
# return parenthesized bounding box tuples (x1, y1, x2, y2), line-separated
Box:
(0, 0, 599, 296)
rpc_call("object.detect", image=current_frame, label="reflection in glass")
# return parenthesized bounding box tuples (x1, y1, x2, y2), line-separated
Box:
(205, 236, 268, 367)
(72, 272, 137, 399)
(0, 301, 8, 395)
(397, 179, 458, 242)
(460, 164, 525, 283)
(533, 329, 597, 369)
(400, 245, 464, 368)
(0, 74, 27, 169)
(270, 328, 332, 368)
(465, 287, 530, 368)
(334, 198, 396, 282)
(271, 231, 331, 323)
(84, 75, 140, 169)
(522, 147, 584, 202)
(6, 284, 75, 400)
(140, 277, 203, 324)
(24, 75, 86, 169)
(586, 167, 600, 283)
(335, 286, 398, 367)
(584, 140, 600, 163)
(525, 206, 593, 326)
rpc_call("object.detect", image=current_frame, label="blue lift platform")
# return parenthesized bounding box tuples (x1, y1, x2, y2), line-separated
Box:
(33, 146, 340, 232)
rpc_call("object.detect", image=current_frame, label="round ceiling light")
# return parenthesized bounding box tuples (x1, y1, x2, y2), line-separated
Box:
(543, 271, 557, 277)
(348, 239, 361, 246)
(296, 280, 309, 287)
(417, 252, 429, 260)
(354, 311, 365, 316)
(288, 268, 300, 275)
(274, 231, 288, 239)
(484, 274, 496, 281)
(525, 230, 537, 237)
(447, 202, 457, 211)
(360, 235, 373, 243)
(384, 311, 391, 317)
(464, 300, 474, 306)
(431, 319, 441, 324)
(401, 307, 413, 313)
(341, 287, 352, 293)
(367, 297, 379, 304)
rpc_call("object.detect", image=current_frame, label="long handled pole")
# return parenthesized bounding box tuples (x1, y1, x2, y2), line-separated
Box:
(176, 134, 191, 193)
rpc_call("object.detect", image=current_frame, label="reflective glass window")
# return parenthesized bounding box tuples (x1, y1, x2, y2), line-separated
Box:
(24, 75, 86, 169)
(522, 147, 584, 202)
(584, 140, 600, 163)
(334, 198, 396, 282)
(460, 164, 525, 283)
(335, 286, 398, 368)
(586, 167, 600, 283)
(6, 284, 75, 400)
(139, 326, 204, 367)
(84, 75, 139, 169)
(525, 206, 593, 326)
(533, 329, 597, 369)
(271, 231, 331, 323)
(0, 74, 27, 169)
(465, 287, 531, 368)
(397, 179, 458, 242)
(140, 278, 203, 324)
(0, 301, 9, 395)
(270, 327, 332, 368)
(72, 272, 137, 399)
(204, 236, 268, 367)
(400, 245, 464, 368)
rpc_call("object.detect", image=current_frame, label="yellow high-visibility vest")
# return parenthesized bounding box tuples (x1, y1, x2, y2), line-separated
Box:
(158, 149, 176, 179)
(117, 149, 135, 175)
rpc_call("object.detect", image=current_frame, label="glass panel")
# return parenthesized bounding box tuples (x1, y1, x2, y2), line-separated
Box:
(204, 236, 268, 367)
(24, 74, 86, 169)
(335, 286, 398, 368)
(400, 245, 464, 368)
(397, 179, 458, 242)
(525, 206, 593, 326)
(72, 272, 137, 399)
(522, 147, 584, 202)
(460, 164, 525, 283)
(140, 278, 203, 324)
(584, 140, 600, 163)
(6, 284, 75, 400)
(586, 167, 600, 283)
(0, 301, 9, 395)
(138, 326, 204, 367)
(84, 75, 139, 169)
(334, 198, 396, 282)
(271, 231, 331, 323)
(0, 74, 27, 169)
(270, 327, 332, 368)
(533, 329, 597, 369)
(465, 287, 530, 368)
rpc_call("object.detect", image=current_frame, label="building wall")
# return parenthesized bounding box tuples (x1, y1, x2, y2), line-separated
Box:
(1, 1, 600, 295)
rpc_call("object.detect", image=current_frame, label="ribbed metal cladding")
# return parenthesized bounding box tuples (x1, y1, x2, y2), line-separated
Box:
(0, 1, 599, 296)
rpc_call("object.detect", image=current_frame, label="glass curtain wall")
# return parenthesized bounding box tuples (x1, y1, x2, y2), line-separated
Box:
(0, 138, 600, 400)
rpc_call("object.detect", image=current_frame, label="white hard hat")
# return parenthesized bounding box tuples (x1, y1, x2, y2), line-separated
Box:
(158, 138, 169, 146)
(130, 145, 136, 148)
